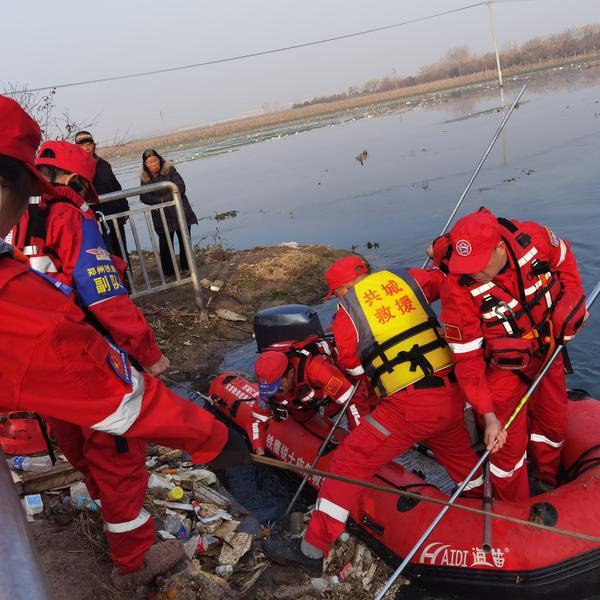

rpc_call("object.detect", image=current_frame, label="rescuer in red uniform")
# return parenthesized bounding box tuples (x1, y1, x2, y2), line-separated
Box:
(439, 208, 587, 500)
(263, 256, 498, 573)
(0, 96, 249, 589)
(8, 139, 173, 580)
(251, 337, 372, 454)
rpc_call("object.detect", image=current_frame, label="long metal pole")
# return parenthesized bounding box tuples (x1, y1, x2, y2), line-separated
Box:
(422, 83, 526, 268)
(488, 1, 504, 88)
(482, 461, 493, 553)
(282, 381, 361, 519)
(375, 280, 600, 599)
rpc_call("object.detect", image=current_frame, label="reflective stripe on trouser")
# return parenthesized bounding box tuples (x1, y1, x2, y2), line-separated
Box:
(527, 357, 568, 487)
(304, 385, 481, 555)
(47, 419, 154, 573)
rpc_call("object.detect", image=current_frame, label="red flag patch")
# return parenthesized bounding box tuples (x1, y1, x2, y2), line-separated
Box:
(324, 376, 343, 397)
(443, 323, 463, 342)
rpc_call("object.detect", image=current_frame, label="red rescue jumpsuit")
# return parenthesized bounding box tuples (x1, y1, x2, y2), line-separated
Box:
(440, 220, 584, 500)
(0, 243, 228, 497)
(248, 344, 371, 452)
(11, 188, 164, 572)
(304, 268, 481, 556)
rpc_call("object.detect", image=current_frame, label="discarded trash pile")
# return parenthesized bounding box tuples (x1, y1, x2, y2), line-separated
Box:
(9, 441, 406, 598)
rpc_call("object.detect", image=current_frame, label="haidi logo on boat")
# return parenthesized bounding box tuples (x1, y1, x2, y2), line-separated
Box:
(419, 542, 508, 569)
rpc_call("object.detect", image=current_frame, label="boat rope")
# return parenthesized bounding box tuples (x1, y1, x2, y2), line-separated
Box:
(250, 454, 600, 545)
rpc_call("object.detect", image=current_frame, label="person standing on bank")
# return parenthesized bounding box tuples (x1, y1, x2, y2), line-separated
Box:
(74, 130, 130, 262)
(140, 149, 198, 277)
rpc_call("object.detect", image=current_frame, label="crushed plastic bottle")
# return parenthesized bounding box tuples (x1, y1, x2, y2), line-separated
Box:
(163, 513, 190, 540)
(8, 455, 52, 473)
(63, 496, 99, 512)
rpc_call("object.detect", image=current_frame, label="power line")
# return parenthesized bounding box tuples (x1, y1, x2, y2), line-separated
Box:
(14, 2, 489, 94)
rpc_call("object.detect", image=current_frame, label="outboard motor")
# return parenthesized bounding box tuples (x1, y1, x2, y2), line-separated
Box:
(253, 304, 324, 352)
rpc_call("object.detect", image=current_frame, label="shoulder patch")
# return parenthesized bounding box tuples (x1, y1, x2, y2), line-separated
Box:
(545, 226, 560, 248)
(443, 323, 463, 342)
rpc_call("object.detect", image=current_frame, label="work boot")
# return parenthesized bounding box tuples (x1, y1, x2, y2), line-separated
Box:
(530, 477, 556, 497)
(262, 538, 323, 576)
(110, 540, 185, 590)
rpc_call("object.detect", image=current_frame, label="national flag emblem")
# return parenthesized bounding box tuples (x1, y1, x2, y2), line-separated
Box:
(443, 323, 463, 342)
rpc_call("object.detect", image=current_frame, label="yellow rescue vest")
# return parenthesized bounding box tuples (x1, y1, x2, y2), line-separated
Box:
(339, 269, 452, 396)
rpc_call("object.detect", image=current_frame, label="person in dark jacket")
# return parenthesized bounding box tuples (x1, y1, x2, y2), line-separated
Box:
(140, 149, 198, 276)
(75, 131, 130, 261)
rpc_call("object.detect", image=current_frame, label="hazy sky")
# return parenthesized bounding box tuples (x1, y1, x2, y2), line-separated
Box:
(2, 0, 598, 142)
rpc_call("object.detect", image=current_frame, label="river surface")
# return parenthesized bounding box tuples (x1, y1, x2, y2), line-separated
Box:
(116, 64, 600, 397)
(118, 66, 600, 598)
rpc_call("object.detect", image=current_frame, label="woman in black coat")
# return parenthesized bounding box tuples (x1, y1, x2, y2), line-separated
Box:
(140, 149, 198, 276)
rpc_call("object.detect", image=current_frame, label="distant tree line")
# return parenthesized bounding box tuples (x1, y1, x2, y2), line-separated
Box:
(293, 25, 600, 109)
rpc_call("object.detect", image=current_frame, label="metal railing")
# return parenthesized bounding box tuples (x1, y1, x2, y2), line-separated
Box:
(97, 181, 204, 308)
(0, 450, 52, 600)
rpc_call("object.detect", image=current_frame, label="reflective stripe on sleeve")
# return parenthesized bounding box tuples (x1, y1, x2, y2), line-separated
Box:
(252, 422, 260, 440)
(335, 385, 354, 405)
(448, 337, 484, 354)
(530, 433, 564, 448)
(346, 365, 365, 376)
(556, 239, 568, 267)
(489, 452, 527, 479)
(315, 498, 349, 524)
(91, 367, 144, 435)
(104, 507, 151, 534)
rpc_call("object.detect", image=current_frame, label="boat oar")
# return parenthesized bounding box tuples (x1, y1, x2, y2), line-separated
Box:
(374, 279, 600, 600)
(281, 381, 361, 520)
(422, 83, 527, 268)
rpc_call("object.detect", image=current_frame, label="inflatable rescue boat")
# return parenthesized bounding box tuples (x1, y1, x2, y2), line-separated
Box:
(207, 305, 600, 599)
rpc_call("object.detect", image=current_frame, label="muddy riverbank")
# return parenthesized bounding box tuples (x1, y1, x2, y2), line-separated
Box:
(135, 243, 352, 389)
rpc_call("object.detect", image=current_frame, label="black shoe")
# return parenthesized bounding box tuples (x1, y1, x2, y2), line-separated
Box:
(262, 538, 323, 576)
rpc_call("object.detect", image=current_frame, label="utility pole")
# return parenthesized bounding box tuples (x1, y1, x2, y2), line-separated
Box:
(488, 1, 504, 88)
(392, 68, 398, 90)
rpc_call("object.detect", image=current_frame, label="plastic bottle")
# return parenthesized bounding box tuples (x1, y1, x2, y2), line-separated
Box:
(163, 514, 190, 540)
(8, 455, 53, 473)
(63, 496, 99, 512)
(196, 534, 219, 554)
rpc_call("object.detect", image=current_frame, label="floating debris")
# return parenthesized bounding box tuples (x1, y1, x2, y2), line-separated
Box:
(214, 210, 239, 222)
(355, 149, 368, 166)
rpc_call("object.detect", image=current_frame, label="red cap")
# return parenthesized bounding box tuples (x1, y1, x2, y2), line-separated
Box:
(0, 96, 56, 196)
(448, 210, 501, 274)
(325, 256, 369, 299)
(36, 141, 99, 203)
(255, 351, 289, 397)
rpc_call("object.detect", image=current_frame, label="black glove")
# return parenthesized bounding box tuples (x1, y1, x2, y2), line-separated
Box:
(208, 428, 250, 470)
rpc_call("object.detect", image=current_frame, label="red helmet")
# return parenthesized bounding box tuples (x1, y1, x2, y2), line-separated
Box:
(36, 140, 99, 203)
(0, 96, 55, 196)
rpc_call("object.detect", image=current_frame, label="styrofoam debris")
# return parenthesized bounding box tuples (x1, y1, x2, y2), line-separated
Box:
(218, 532, 252, 566)
(148, 473, 175, 490)
(215, 308, 246, 322)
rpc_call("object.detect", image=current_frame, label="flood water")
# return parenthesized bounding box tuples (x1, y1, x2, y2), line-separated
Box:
(119, 66, 600, 599)
(116, 63, 600, 397)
